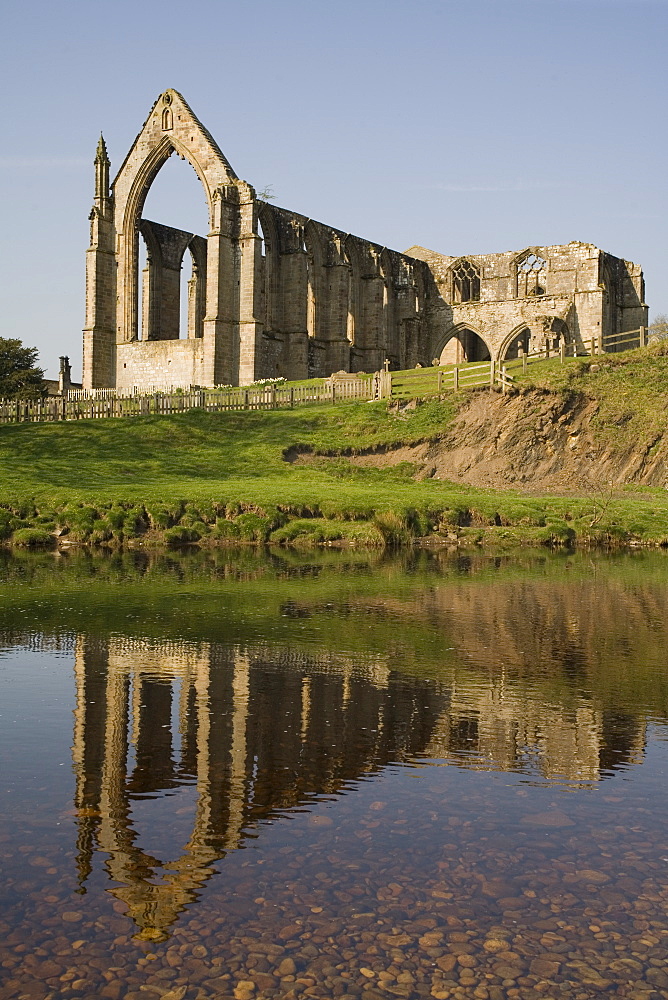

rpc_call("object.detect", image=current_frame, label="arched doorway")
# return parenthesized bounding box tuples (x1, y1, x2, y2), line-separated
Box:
(439, 328, 491, 365)
(503, 327, 531, 360)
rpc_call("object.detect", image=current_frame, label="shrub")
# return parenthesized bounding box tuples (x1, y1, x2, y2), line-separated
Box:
(213, 519, 241, 541)
(271, 519, 343, 545)
(373, 510, 411, 546)
(90, 520, 115, 544)
(122, 507, 149, 537)
(12, 528, 55, 548)
(537, 521, 576, 547)
(164, 526, 201, 545)
(190, 520, 211, 537)
(106, 506, 127, 530)
(236, 512, 271, 542)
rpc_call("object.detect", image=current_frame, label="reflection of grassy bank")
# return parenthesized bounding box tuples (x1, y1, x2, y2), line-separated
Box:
(1, 383, 668, 549)
(3, 547, 668, 720)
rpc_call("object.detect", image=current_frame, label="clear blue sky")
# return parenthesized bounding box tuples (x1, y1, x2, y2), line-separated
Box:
(1, 0, 665, 378)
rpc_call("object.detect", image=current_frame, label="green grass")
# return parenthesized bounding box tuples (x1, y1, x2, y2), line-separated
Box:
(2, 348, 668, 549)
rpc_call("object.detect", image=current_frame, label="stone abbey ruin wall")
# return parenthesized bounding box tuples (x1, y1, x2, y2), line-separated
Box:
(83, 90, 647, 391)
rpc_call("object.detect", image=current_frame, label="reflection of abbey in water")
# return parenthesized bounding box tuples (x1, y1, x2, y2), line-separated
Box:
(72, 637, 447, 940)
(72, 633, 646, 940)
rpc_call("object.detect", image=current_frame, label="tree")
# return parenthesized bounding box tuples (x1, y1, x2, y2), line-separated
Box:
(649, 313, 668, 342)
(0, 338, 48, 400)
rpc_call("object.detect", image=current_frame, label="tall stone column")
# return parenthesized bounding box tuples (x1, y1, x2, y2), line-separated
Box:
(236, 184, 264, 385)
(273, 250, 307, 379)
(83, 136, 116, 388)
(203, 184, 243, 386)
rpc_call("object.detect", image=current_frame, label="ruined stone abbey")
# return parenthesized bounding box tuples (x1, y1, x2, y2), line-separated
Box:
(83, 90, 647, 391)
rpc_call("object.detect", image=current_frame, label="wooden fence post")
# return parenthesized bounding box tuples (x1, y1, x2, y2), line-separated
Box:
(489, 359, 495, 386)
(453, 366, 459, 391)
(640, 325, 647, 347)
(560, 340, 566, 364)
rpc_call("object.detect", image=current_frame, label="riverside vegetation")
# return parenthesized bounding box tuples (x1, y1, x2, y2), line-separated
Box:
(2, 344, 668, 551)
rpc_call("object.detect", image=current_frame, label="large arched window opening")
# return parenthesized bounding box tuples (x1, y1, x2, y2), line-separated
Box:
(133, 151, 210, 342)
(180, 250, 194, 339)
(304, 223, 322, 341)
(343, 239, 359, 347)
(516, 252, 547, 298)
(451, 259, 481, 303)
(258, 217, 270, 334)
(380, 251, 398, 365)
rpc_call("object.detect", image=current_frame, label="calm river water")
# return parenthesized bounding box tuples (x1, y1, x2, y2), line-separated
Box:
(2, 547, 668, 1000)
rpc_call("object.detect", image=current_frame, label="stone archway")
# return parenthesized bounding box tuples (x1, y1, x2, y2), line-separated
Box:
(438, 326, 492, 365)
(501, 326, 531, 360)
(84, 89, 260, 390)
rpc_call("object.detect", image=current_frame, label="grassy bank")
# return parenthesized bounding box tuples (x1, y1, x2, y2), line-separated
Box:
(1, 348, 668, 550)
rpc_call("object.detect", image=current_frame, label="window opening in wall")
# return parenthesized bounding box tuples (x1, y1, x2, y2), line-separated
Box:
(344, 246, 355, 346)
(307, 260, 316, 338)
(452, 259, 481, 303)
(137, 235, 148, 341)
(141, 153, 208, 238)
(517, 253, 547, 297)
(180, 251, 193, 339)
(135, 152, 209, 342)
(258, 218, 271, 334)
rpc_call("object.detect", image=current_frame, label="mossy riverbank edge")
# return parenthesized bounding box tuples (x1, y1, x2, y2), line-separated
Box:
(2, 344, 668, 553)
(4, 480, 668, 555)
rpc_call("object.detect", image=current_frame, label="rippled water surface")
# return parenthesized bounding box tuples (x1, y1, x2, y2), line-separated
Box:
(2, 547, 668, 1000)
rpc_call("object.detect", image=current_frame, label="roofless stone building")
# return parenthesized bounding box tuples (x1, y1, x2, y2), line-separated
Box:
(83, 90, 647, 391)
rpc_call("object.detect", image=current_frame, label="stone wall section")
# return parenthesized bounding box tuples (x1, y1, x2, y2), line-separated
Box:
(408, 241, 647, 363)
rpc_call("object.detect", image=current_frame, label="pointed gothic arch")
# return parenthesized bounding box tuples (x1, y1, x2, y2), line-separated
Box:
(111, 91, 239, 360)
(304, 220, 324, 340)
(500, 324, 532, 360)
(450, 257, 481, 303)
(514, 248, 548, 298)
(435, 323, 492, 364)
(343, 235, 360, 348)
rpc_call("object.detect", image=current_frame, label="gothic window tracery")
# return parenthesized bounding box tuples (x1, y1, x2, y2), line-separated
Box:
(516, 252, 547, 297)
(452, 259, 480, 303)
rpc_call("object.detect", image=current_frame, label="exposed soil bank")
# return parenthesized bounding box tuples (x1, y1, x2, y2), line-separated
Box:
(296, 387, 668, 494)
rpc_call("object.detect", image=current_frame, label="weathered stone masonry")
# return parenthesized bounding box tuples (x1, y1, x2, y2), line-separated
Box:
(83, 90, 647, 390)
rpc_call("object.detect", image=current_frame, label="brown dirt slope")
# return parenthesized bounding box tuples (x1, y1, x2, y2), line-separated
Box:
(311, 387, 668, 494)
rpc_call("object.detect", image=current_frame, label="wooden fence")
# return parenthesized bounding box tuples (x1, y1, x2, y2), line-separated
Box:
(0, 376, 379, 425)
(0, 327, 650, 425)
